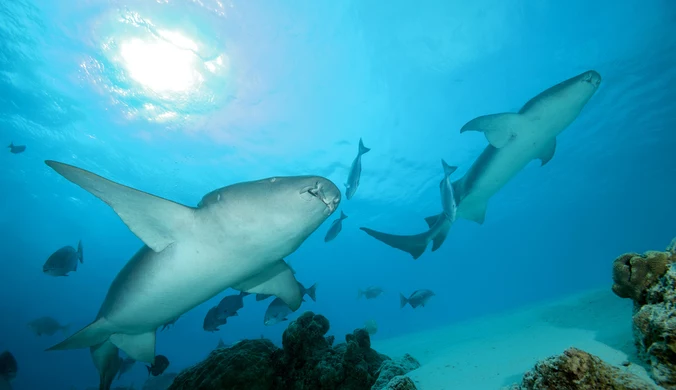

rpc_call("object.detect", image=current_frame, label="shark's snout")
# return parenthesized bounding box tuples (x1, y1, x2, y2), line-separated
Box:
(582, 70, 602, 88)
(301, 177, 340, 214)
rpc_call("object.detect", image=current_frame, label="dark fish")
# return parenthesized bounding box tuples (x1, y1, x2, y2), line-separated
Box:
(324, 211, 348, 242)
(27, 316, 70, 336)
(146, 355, 169, 377)
(203, 306, 227, 332)
(43, 241, 83, 277)
(160, 316, 180, 331)
(7, 143, 25, 154)
(358, 286, 384, 299)
(0, 351, 17, 381)
(344, 138, 370, 200)
(215, 291, 248, 319)
(399, 289, 435, 309)
(117, 357, 135, 380)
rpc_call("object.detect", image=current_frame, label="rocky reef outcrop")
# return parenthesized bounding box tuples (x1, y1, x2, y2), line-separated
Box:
(611, 239, 676, 389)
(168, 311, 419, 390)
(506, 347, 658, 390)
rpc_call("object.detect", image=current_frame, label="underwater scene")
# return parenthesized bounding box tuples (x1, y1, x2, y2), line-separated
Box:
(1, 0, 675, 389)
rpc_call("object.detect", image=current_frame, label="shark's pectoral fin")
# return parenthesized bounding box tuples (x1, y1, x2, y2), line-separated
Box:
(233, 259, 303, 311)
(45, 161, 196, 253)
(460, 113, 524, 148)
(109, 331, 156, 364)
(359, 227, 429, 260)
(538, 139, 557, 166)
(462, 200, 488, 225)
(46, 318, 111, 352)
(423, 214, 451, 251)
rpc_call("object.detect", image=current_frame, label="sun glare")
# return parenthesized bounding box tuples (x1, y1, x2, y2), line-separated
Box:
(119, 30, 203, 93)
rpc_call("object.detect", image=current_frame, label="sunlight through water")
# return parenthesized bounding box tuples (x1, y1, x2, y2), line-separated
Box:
(119, 30, 203, 93)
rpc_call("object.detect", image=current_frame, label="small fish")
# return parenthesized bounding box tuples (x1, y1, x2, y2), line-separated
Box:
(399, 289, 435, 309)
(358, 286, 384, 299)
(27, 316, 70, 336)
(43, 241, 83, 277)
(215, 291, 249, 319)
(216, 339, 228, 349)
(324, 211, 348, 242)
(344, 138, 371, 200)
(160, 316, 180, 331)
(203, 306, 227, 332)
(264, 296, 308, 326)
(256, 280, 316, 302)
(0, 351, 17, 381)
(117, 357, 135, 380)
(7, 143, 25, 154)
(146, 355, 169, 377)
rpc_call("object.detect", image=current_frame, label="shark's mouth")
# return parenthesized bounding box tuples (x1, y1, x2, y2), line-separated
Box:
(301, 183, 337, 213)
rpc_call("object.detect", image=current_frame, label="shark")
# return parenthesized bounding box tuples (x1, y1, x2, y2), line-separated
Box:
(43, 160, 340, 363)
(360, 70, 602, 259)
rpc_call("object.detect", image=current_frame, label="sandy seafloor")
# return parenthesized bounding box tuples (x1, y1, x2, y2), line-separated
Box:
(372, 289, 661, 390)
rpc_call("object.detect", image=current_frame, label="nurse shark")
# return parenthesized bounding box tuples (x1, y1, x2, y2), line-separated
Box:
(360, 70, 602, 259)
(43, 160, 340, 363)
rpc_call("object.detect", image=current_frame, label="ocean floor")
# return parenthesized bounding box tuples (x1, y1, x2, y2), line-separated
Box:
(372, 288, 659, 390)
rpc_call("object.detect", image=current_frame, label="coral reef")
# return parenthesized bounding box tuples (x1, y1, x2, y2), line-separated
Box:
(506, 347, 658, 390)
(611, 250, 672, 305)
(611, 239, 676, 389)
(168, 312, 418, 390)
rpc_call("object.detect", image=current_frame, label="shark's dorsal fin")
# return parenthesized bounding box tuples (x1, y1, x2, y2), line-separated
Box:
(538, 138, 557, 166)
(460, 113, 525, 148)
(45, 161, 196, 253)
(233, 259, 303, 310)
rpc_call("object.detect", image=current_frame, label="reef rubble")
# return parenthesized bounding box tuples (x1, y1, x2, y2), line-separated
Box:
(611, 239, 676, 389)
(506, 347, 658, 390)
(168, 311, 419, 390)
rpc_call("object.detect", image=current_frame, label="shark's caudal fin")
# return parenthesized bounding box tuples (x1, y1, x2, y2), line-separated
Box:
(424, 214, 451, 251)
(359, 227, 430, 260)
(358, 138, 371, 155)
(233, 259, 303, 310)
(46, 318, 111, 353)
(45, 161, 196, 253)
(460, 113, 527, 148)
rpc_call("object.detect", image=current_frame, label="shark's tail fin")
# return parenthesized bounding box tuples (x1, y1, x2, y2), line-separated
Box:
(424, 214, 451, 251)
(358, 138, 371, 155)
(77, 240, 84, 263)
(7, 142, 13, 149)
(399, 293, 409, 309)
(359, 227, 429, 260)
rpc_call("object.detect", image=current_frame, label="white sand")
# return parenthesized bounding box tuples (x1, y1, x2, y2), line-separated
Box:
(372, 289, 660, 389)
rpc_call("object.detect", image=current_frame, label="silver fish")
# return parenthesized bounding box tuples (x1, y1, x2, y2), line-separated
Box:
(344, 138, 370, 200)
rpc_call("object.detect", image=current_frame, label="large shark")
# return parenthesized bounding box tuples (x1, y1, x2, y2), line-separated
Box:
(360, 70, 601, 259)
(90, 341, 121, 390)
(43, 160, 340, 363)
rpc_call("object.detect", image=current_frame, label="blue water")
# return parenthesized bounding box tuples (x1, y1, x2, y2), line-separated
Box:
(1, 0, 675, 389)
